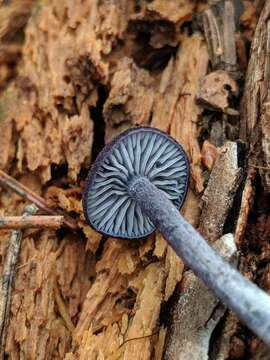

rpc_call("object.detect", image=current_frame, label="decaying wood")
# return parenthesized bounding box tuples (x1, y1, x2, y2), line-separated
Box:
(235, 167, 256, 245)
(199, 141, 243, 243)
(200, 0, 242, 76)
(0, 204, 37, 359)
(104, 58, 155, 141)
(0, 215, 63, 230)
(214, 313, 240, 360)
(164, 233, 238, 360)
(197, 70, 238, 112)
(241, 1, 270, 192)
(0, 0, 266, 358)
(0, 0, 33, 93)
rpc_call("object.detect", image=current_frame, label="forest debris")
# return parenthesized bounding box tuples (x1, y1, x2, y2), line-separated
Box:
(0, 169, 77, 231)
(260, 102, 270, 192)
(241, 1, 270, 191)
(250, 338, 270, 360)
(153, 232, 184, 301)
(240, 1, 258, 42)
(235, 167, 256, 245)
(62, 104, 93, 180)
(201, 140, 218, 170)
(54, 281, 75, 333)
(129, 0, 195, 52)
(0, 1, 33, 41)
(82, 224, 103, 254)
(0, 0, 264, 358)
(10, 0, 121, 181)
(0, 204, 37, 359)
(200, 0, 242, 76)
(153, 232, 167, 259)
(199, 141, 243, 243)
(0, 90, 17, 170)
(74, 239, 134, 340)
(103, 58, 155, 141)
(164, 247, 184, 301)
(45, 186, 82, 214)
(54, 234, 92, 323)
(122, 263, 165, 359)
(0, 215, 63, 230)
(180, 189, 202, 229)
(73, 244, 167, 359)
(5, 232, 84, 359)
(0, 0, 33, 92)
(65, 324, 122, 360)
(214, 313, 239, 360)
(164, 233, 238, 360)
(154, 326, 167, 360)
(21, 117, 51, 174)
(230, 336, 245, 358)
(197, 70, 238, 111)
(0, 45, 21, 93)
(0, 119, 13, 171)
(140, 0, 195, 26)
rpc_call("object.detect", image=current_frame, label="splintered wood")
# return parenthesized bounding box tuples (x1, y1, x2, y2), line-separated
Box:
(241, 1, 270, 191)
(0, 0, 266, 359)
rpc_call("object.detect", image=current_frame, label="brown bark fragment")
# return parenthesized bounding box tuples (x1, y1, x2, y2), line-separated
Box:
(164, 247, 184, 302)
(197, 70, 238, 111)
(0, 1, 33, 92)
(62, 105, 93, 180)
(235, 168, 256, 245)
(129, 0, 196, 51)
(141, 0, 195, 25)
(214, 313, 239, 360)
(82, 225, 103, 254)
(200, 0, 241, 76)
(201, 140, 218, 170)
(199, 141, 242, 243)
(241, 1, 270, 188)
(0, 119, 13, 171)
(104, 58, 155, 141)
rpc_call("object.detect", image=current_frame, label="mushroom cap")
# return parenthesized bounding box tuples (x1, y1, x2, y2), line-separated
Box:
(83, 127, 189, 239)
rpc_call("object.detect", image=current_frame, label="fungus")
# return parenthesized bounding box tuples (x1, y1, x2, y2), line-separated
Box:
(83, 127, 270, 345)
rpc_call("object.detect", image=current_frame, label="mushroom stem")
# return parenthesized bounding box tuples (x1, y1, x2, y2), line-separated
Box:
(129, 176, 270, 345)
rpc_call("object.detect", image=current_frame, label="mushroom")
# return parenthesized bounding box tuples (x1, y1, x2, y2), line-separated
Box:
(83, 127, 270, 345)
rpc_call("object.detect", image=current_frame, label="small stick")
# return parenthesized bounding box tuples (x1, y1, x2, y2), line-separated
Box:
(0, 215, 64, 230)
(0, 204, 37, 359)
(0, 169, 77, 231)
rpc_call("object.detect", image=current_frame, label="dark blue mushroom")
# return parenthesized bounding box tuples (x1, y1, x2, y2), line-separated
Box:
(83, 127, 189, 239)
(83, 126, 270, 346)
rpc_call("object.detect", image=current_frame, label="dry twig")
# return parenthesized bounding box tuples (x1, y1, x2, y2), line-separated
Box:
(0, 169, 77, 231)
(0, 215, 64, 230)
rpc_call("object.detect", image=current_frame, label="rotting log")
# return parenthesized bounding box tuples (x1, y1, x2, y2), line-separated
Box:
(0, 0, 268, 359)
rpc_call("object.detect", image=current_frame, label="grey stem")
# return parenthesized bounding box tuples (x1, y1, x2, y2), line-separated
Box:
(128, 176, 270, 345)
